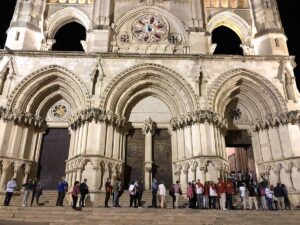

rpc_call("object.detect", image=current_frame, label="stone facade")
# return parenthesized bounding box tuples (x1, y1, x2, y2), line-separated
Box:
(0, 0, 300, 205)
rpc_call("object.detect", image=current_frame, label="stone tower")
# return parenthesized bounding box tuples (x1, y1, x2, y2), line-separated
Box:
(0, 0, 300, 205)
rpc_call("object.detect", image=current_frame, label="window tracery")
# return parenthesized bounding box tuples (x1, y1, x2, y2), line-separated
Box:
(132, 15, 169, 43)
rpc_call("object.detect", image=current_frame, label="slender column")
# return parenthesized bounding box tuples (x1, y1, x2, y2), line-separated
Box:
(101, 168, 108, 191)
(191, 168, 197, 181)
(285, 169, 296, 191)
(142, 118, 156, 190)
(182, 169, 189, 193)
(199, 167, 206, 183)
(81, 122, 88, 155)
(76, 168, 83, 183)
(22, 163, 31, 185)
(0, 161, 12, 190)
(34, 131, 46, 162)
(175, 170, 181, 183)
(274, 170, 281, 184)
(72, 169, 77, 185)
(77, 125, 83, 156)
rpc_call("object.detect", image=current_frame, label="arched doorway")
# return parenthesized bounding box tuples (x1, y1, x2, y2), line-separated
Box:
(124, 96, 173, 189)
(212, 26, 243, 55)
(52, 22, 86, 51)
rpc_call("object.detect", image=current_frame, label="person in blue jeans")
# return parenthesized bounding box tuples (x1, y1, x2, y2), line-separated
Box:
(56, 177, 68, 207)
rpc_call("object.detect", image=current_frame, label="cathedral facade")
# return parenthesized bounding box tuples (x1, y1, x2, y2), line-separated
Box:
(1, 0, 300, 205)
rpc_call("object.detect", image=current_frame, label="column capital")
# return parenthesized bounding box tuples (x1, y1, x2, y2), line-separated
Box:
(183, 169, 189, 175)
(142, 118, 156, 135)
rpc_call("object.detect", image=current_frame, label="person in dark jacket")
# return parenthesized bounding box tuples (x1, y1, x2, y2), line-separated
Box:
(31, 178, 42, 206)
(104, 178, 112, 207)
(56, 177, 68, 207)
(282, 184, 291, 210)
(248, 182, 259, 210)
(274, 183, 285, 210)
(22, 179, 33, 207)
(79, 179, 89, 207)
(151, 179, 158, 208)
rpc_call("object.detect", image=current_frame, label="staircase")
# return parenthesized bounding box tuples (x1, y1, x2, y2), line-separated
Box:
(3, 190, 188, 208)
(0, 206, 299, 225)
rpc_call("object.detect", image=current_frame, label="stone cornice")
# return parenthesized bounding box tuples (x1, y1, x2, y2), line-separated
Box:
(68, 107, 126, 129)
(0, 107, 45, 128)
(252, 111, 300, 131)
(170, 110, 227, 130)
(0, 50, 295, 63)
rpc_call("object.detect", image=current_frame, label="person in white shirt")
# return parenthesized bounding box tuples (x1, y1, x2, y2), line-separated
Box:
(158, 181, 167, 208)
(209, 182, 217, 209)
(128, 181, 137, 208)
(239, 183, 247, 210)
(195, 179, 204, 209)
(4, 178, 17, 206)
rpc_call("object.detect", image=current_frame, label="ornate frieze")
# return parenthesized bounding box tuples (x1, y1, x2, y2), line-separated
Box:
(0, 107, 45, 128)
(170, 110, 227, 130)
(252, 110, 300, 131)
(68, 107, 126, 129)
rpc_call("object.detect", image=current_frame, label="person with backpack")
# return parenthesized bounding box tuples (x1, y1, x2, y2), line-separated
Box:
(79, 179, 89, 207)
(31, 178, 42, 206)
(128, 181, 137, 208)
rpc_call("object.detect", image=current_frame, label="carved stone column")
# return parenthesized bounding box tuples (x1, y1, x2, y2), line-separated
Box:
(0, 160, 12, 190)
(142, 118, 156, 190)
(199, 167, 206, 183)
(285, 169, 296, 191)
(76, 167, 83, 183)
(182, 169, 189, 193)
(191, 168, 197, 182)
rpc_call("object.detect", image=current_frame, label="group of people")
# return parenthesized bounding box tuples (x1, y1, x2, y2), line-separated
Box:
(3, 177, 42, 207)
(3, 175, 292, 211)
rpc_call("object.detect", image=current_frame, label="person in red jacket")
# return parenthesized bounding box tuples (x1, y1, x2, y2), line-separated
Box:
(217, 178, 226, 210)
(226, 179, 235, 210)
(203, 181, 210, 209)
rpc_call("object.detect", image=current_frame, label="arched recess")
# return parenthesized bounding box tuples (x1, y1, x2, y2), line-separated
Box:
(113, 5, 189, 46)
(101, 63, 198, 118)
(46, 7, 92, 40)
(7, 65, 91, 118)
(207, 11, 252, 45)
(207, 68, 287, 121)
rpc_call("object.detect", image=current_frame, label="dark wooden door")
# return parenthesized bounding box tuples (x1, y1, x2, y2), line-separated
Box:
(125, 129, 145, 188)
(153, 129, 172, 189)
(38, 128, 70, 189)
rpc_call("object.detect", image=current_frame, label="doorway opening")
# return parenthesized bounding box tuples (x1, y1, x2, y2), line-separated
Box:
(38, 128, 70, 189)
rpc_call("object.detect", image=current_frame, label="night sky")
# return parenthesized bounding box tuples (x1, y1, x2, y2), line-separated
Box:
(0, 0, 299, 90)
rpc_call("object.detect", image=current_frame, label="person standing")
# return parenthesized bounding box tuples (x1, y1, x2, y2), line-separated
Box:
(282, 184, 291, 210)
(274, 183, 284, 210)
(112, 177, 121, 208)
(104, 178, 112, 207)
(158, 181, 167, 208)
(56, 177, 68, 207)
(265, 185, 274, 210)
(3, 178, 17, 206)
(22, 179, 33, 207)
(71, 181, 80, 210)
(174, 180, 182, 208)
(151, 179, 158, 208)
(195, 179, 204, 209)
(79, 179, 89, 207)
(248, 182, 259, 210)
(226, 179, 235, 210)
(137, 180, 144, 207)
(203, 181, 210, 209)
(31, 178, 42, 206)
(239, 183, 247, 210)
(187, 182, 195, 208)
(128, 181, 137, 208)
(209, 182, 217, 209)
(216, 178, 226, 210)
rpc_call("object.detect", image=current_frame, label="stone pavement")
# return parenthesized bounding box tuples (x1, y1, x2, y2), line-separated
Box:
(0, 206, 300, 225)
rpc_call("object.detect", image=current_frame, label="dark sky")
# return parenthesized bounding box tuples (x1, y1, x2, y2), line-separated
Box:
(0, 0, 299, 90)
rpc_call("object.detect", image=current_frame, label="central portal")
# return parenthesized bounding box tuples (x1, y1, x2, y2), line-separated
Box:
(125, 128, 172, 189)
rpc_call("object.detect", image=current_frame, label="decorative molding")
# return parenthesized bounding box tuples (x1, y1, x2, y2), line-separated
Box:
(68, 107, 126, 130)
(170, 110, 227, 130)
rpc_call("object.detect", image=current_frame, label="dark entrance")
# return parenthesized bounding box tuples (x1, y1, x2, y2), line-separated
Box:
(38, 128, 70, 189)
(124, 129, 145, 188)
(153, 129, 172, 189)
(125, 128, 173, 189)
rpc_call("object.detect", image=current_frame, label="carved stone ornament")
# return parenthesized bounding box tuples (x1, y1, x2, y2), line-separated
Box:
(132, 15, 169, 43)
(47, 100, 72, 122)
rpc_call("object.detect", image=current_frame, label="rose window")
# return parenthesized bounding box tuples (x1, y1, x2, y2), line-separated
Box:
(52, 104, 67, 118)
(132, 15, 168, 43)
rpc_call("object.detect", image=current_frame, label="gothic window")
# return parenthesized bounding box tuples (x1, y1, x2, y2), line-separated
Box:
(52, 22, 86, 51)
(212, 26, 243, 55)
(132, 15, 169, 43)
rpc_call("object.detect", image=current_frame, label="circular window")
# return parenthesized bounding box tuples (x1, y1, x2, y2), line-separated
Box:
(132, 15, 169, 43)
(47, 100, 72, 121)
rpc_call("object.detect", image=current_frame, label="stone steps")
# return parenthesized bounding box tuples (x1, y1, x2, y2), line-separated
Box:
(0, 207, 299, 225)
